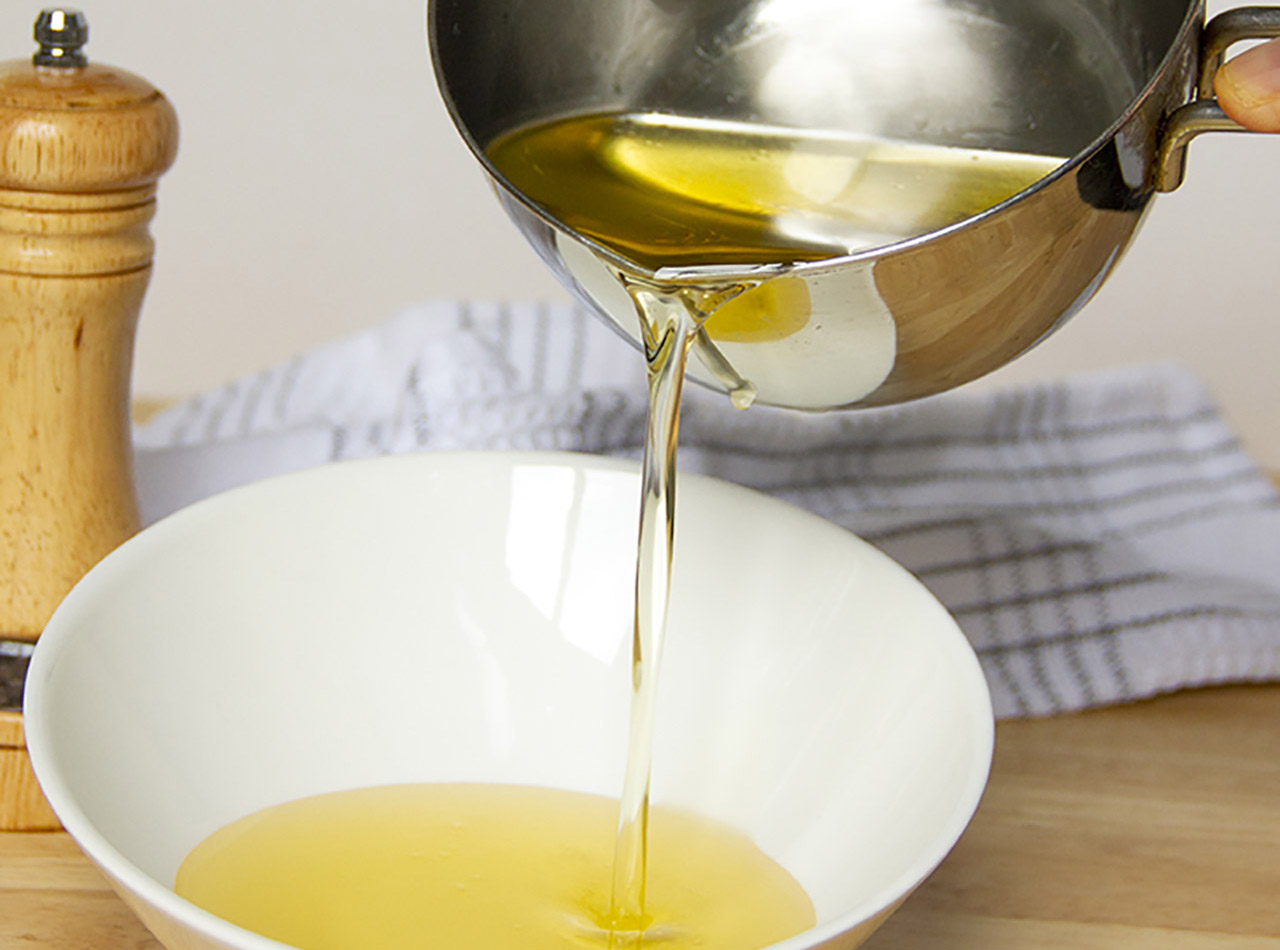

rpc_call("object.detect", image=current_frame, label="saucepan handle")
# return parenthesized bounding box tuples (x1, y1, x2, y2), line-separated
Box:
(1157, 6, 1280, 191)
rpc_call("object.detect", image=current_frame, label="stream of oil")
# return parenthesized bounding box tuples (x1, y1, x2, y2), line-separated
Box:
(605, 278, 724, 931)
(491, 110, 1060, 934)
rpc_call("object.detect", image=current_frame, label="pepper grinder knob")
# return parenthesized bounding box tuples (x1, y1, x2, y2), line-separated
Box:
(33, 8, 89, 67)
(0, 10, 179, 830)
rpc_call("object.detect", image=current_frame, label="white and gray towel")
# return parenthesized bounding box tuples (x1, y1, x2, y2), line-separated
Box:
(135, 300, 1280, 718)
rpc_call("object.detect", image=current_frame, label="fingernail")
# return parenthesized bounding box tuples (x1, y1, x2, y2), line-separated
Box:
(1217, 40, 1280, 106)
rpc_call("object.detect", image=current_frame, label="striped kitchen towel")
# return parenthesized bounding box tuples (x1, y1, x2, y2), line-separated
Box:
(135, 300, 1280, 718)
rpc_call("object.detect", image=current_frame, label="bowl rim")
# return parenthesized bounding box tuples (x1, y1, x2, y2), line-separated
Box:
(24, 450, 994, 950)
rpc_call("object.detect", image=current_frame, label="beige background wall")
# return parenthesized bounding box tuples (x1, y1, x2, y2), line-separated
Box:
(5, 1, 1278, 462)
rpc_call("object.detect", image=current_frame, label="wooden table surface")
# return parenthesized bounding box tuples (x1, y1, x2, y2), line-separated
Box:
(2, 683, 1276, 948)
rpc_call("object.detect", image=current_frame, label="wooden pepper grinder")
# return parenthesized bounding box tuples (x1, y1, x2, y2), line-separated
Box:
(0, 8, 178, 830)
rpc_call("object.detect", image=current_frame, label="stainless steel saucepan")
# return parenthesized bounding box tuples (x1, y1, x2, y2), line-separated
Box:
(430, 0, 1280, 409)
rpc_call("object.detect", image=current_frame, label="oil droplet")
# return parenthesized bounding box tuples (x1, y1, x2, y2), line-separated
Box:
(730, 383, 757, 410)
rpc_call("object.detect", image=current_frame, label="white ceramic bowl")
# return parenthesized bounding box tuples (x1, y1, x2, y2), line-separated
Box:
(25, 452, 992, 950)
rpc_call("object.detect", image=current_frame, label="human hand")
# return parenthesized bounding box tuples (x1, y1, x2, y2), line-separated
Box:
(1215, 38, 1280, 132)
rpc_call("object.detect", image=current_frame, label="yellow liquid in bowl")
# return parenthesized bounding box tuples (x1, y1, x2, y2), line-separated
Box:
(176, 783, 816, 949)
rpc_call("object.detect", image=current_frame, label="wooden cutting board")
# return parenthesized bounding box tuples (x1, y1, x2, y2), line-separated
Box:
(3, 683, 1277, 948)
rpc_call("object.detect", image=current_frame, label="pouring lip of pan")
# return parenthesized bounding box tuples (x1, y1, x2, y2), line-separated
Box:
(426, 0, 1204, 281)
